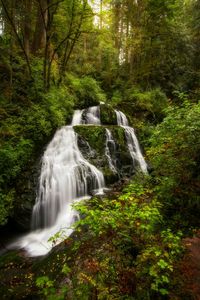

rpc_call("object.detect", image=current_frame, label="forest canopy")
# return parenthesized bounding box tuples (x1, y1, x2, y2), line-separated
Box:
(0, 0, 199, 95)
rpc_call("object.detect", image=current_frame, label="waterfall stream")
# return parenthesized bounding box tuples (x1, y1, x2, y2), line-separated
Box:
(32, 126, 105, 230)
(105, 129, 117, 174)
(72, 106, 100, 125)
(9, 105, 147, 257)
(116, 110, 148, 174)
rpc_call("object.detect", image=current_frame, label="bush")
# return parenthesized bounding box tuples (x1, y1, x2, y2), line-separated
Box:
(35, 182, 183, 300)
(0, 139, 34, 184)
(147, 101, 200, 227)
(124, 87, 168, 123)
(66, 74, 106, 108)
(44, 86, 74, 128)
(0, 190, 15, 225)
(0, 138, 34, 224)
(67, 182, 183, 299)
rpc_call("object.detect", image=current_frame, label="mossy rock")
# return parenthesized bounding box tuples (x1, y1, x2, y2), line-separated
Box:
(110, 126, 133, 174)
(74, 125, 106, 156)
(74, 125, 133, 181)
(102, 167, 119, 184)
(110, 126, 126, 150)
(100, 104, 117, 125)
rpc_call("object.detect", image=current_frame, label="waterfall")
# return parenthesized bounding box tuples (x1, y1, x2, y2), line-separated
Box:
(72, 109, 83, 125)
(86, 106, 101, 125)
(9, 105, 147, 257)
(72, 106, 100, 125)
(116, 110, 129, 126)
(105, 129, 117, 174)
(32, 126, 104, 230)
(10, 107, 104, 257)
(116, 110, 148, 174)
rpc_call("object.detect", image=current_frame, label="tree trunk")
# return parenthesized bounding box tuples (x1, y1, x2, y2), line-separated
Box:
(113, 1, 121, 62)
(32, 0, 47, 54)
(24, 0, 32, 57)
(10, 0, 15, 94)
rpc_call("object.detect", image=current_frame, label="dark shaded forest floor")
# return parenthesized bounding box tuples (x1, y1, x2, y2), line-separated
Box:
(180, 231, 200, 300)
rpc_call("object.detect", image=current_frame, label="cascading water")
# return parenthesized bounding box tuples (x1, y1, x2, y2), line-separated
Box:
(72, 106, 100, 125)
(32, 126, 105, 230)
(116, 110, 148, 174)
(105, 129, 117, 174)
(9, 105, 147, 257)
(116, 110, 129, 127)
(10, 107, 104, 257)
(86, 106, 101, 125)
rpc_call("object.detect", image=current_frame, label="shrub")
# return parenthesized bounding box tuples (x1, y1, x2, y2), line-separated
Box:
(147, 101, 200, 227)
(68, 182, 183, 299)
(44, 86, 74, 128)
(125, 87, 168, 123)
(66, 74, 106, 108)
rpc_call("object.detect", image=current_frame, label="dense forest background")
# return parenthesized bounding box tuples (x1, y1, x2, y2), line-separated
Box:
(0, 0, 200, 299)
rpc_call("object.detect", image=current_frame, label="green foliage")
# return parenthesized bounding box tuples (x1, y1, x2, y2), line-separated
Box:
(69, 182, 183, 299)
(44, 86, 74, 128)
(100, 103, 117, 125)
(0, 139, 34, 183)
(110, 90, 123, 106)
(74, 125, 106, 156)
(124, 87, 168, 123)
(147, 101, 200, 227)
(32, 182, 183, 300)
(136, 228, 182, 296)
(127, 0, 191, 92)
(0, 190, 15, 225)
(23, 105, 52, 142)
(48, 230, 68, 247)
(1, 1, 200, 299)
(0, 85, 74, 225)
(36, 263, 71, 300)
(66, 74, 106, 108)
(36, 276, 56, 299)
(30, 57, 44, 93)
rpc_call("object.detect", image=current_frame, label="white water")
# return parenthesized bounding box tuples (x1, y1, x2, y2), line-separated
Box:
(72, 106, 100, 125)
(116, 110, 129, 126)
(9, 107, 104, 256)
(86, 106, 101, 125)
(9, 105, 147, 257)
(116, 110, 148, 174)
(105, 129, 117, 173)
